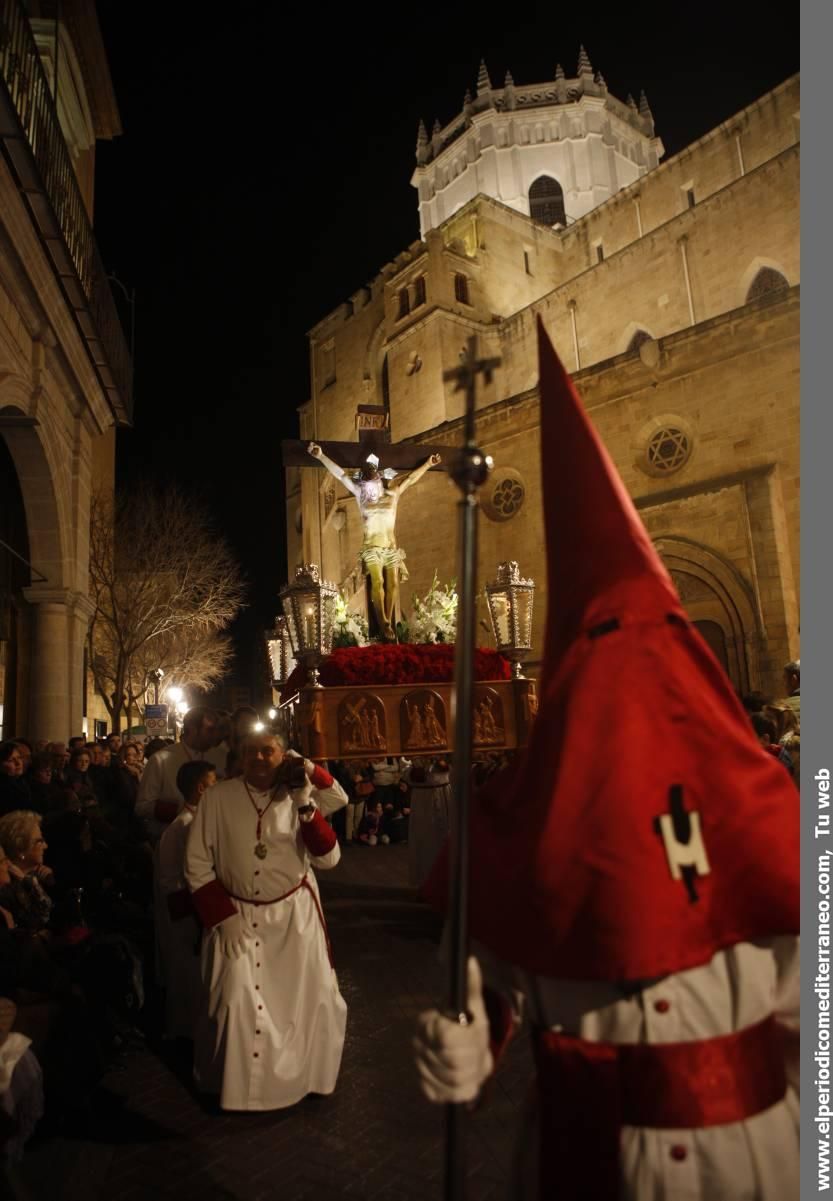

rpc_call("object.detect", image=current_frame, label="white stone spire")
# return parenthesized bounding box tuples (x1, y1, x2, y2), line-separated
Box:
(577, 44, 594, 79)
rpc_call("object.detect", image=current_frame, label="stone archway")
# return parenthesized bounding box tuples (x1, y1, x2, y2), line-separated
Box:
(654, 535, 762, 694)
(0, 388, 78, 738)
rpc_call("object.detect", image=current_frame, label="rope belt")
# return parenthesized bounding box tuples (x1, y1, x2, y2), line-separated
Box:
(533, 1014, 787, 1201)
(229, 874, 334, 968)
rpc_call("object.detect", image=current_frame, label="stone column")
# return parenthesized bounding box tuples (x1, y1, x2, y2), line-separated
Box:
(21, 587, 73, 741)
(68, 594, 95, 736)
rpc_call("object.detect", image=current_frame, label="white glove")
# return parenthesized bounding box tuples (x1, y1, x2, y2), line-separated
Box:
(290, 776, 314, 811)
(413, 957, 493, 1104)
(216, 910, 250, 960)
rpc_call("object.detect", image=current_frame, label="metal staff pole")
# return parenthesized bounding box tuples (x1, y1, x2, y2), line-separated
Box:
(443, 336, 498, 1201)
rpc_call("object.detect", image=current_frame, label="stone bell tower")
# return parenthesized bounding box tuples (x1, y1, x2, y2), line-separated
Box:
(411, 46, 664, 238)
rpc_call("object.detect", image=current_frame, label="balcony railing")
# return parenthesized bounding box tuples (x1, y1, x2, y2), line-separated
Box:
(0, 0, 132, 423)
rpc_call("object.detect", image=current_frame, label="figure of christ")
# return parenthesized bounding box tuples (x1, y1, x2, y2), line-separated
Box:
(307, 443, 441, 641)
(344, 698, 369, 750)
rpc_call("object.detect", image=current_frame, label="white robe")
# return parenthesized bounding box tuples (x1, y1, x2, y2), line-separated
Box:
(156, 805, 201, 1039)
(184, 774, 348, 1111)
(479, 937, 799, 1201)
(137, 740, 227, 842)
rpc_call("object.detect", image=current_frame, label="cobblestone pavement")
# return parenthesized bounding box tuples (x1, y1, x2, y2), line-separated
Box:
(6, 845, 532, 1201)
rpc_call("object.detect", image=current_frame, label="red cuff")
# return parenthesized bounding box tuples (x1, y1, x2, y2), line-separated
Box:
(154, 800, 180, 824)
(167, 889, 195, 921)
(299, 809, 337, 857)
(310, 764, 334, 790)
(190, 879, 236, 928)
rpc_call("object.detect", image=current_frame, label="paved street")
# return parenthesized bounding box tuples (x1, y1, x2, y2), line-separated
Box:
(6, 846, 532, 1201)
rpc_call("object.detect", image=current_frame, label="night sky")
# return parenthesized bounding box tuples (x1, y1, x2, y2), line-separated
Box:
(91, 3, 798, 686)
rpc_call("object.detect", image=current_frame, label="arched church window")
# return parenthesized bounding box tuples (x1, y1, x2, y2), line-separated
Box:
(397, 288, 410, 319)
(413, 275, 426, 307)
(627, 329, 653, 355)
(529, 176, 566, 227)
(454, 273, 470, 305)
(746, 267, 789, 303)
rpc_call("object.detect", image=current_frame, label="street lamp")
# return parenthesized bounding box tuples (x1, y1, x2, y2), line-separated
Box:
(485, 560, 535, 679)
(167, 685, 184, 705)
(148, 668, 164, 705)
(278, 564, 338, 688)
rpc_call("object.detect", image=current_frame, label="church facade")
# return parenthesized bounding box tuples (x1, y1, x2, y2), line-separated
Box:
(287, 58, 799, 698)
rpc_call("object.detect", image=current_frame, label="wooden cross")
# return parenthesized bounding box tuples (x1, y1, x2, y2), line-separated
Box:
(281, 422, 451, 473)
(443, 335, 501, 444)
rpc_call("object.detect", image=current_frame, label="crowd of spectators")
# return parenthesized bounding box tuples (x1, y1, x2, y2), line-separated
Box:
(0, 728, 175, 1160)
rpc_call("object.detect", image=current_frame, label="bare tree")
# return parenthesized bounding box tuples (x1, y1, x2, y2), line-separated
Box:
(88, 484, 246, 731)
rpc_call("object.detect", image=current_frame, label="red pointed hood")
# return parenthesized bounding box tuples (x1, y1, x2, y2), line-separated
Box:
(422, 320, 799, 981)
(537, 317, 683, 664)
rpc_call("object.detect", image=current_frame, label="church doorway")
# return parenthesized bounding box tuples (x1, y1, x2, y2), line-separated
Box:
(691, 619, 729, 676)
(653, 536, 762, 695)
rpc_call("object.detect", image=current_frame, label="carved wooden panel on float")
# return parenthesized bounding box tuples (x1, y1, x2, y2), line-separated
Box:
(296, 678, 538, 761)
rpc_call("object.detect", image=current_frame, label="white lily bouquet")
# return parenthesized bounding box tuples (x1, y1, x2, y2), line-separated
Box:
(408, 571, 458, 644)
(332, 593, 370, 648)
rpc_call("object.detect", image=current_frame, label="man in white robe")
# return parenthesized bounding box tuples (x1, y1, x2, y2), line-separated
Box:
(137, 707, 225, 843)
(184, 732, 348, 1111)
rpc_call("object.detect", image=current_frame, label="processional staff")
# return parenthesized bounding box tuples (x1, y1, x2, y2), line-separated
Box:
(442, 335, 500, 1201)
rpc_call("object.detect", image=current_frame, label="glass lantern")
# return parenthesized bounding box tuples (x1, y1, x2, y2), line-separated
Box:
(265, 616, 296, 686)
(484, 561, 535, 678)
(278, 564, 339, 687)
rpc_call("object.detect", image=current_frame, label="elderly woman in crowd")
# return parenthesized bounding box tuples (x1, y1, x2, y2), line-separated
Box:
(0, 743, 32, 818)
(0, 811, 54, 935)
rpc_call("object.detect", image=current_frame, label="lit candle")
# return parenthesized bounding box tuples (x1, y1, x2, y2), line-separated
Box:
(304, 604, 316, 648)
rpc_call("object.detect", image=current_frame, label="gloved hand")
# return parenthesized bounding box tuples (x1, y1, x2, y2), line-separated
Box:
(413, 957, 493, 1104)
(284, 749, 317, 779)
(216, 910, 250, 960)
(290, 775, 314, 811)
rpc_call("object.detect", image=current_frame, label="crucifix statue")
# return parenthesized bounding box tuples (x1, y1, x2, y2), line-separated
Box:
(307, 441, 440, 641)
(282, 408, 453, 642)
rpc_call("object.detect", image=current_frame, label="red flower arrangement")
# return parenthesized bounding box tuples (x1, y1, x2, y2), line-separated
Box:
(281, 643, 511, 698)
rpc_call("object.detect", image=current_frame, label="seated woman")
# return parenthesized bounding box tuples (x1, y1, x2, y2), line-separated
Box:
(0, 812, 53, 935)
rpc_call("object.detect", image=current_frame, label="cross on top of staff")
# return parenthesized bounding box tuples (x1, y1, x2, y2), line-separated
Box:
(443, 336, 502, 443)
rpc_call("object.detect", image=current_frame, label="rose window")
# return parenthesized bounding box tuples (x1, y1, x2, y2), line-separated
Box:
(483, 469, 526, 522)
(646, 427, 690, 474)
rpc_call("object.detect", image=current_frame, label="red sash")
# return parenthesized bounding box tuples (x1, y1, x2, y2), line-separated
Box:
(533, 1015, 787, 1201)
(229, 874, 334, 967)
